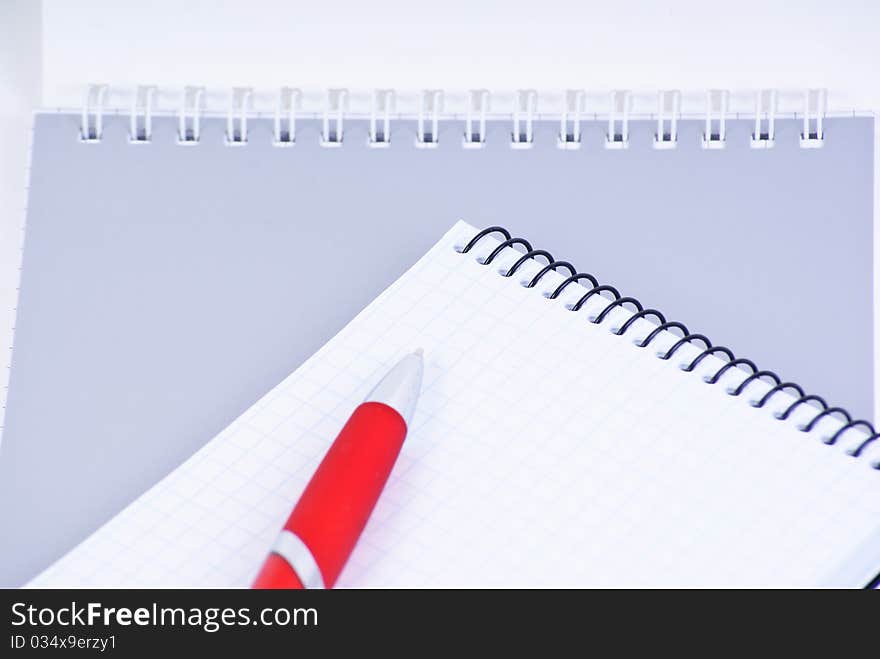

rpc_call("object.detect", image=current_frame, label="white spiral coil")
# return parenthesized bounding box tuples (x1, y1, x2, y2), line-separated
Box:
(79, 84, 834, 150)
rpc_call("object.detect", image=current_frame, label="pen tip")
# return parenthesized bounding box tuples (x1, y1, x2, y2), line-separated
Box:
(413, 348, 424, 358)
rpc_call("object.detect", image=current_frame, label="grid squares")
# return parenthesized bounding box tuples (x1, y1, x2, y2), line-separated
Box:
(31, 221, 880, 588)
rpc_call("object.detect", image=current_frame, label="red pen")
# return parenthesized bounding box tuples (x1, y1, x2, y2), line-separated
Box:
(252, 350, 424, 589)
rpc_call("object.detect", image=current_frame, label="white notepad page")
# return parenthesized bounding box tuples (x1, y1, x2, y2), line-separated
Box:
(32, 221, 880, 587)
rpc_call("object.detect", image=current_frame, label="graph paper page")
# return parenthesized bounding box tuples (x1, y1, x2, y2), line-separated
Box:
(31, 222, 880, 587)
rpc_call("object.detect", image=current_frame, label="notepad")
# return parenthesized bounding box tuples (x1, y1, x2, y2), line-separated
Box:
(31, 221, 880, 587)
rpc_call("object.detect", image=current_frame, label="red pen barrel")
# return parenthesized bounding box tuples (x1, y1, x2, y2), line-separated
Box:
(252, 554, 304, 589)
(253, 401, 408, 589)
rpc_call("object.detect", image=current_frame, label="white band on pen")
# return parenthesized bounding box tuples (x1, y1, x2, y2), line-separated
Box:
(271, 530, 326, 589)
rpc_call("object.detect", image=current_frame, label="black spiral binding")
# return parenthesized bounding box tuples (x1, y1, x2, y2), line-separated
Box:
(459, 226, 880, 469)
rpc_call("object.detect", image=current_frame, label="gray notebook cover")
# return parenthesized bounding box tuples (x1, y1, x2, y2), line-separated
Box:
(0, 111, 873, 585)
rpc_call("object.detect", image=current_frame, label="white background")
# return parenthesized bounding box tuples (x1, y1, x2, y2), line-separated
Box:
(37, 0, 880, 108)
(1, 0, 879, 420)
(0, 1, 40, 428)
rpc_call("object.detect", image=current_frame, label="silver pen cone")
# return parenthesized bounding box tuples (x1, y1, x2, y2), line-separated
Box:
(364, 350, 424, 426)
